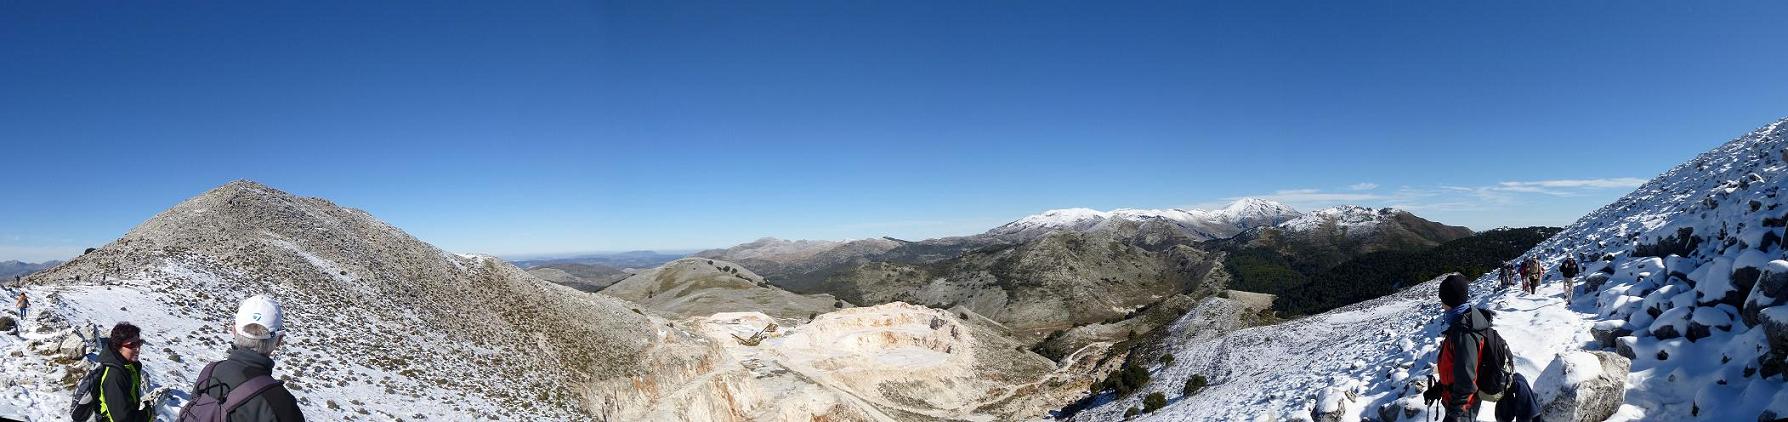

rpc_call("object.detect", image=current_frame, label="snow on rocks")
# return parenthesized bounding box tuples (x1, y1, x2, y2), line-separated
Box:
(1534, 351, 1629, 422)
(1651, 306, 1693, 340)
(1743, 260, 1788, 326)
(1309, 385, 1356, 422)
(1686, 305, 1738, 342)
(1592, 319, 1632, 349)
(1694, 257, 1739, 307)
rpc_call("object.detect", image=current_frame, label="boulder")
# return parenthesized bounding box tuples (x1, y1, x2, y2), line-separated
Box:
(1743, 260, 1788, 326)
(1536, 351, 1631, 422)
(1615, 336, 1638, 360)
(1582, 272, 1613, 293)
(1376, 396, 1424, 422)
(1651, 306, 1692, 340)
(1695, 257, 1739, 307)
(0, 316, 14, 332)
(1759, 306, 1788, 378)
(1310, 386, 1355, 422)
(1687, 306, 1736, 342)
(1590, 320, 1631, 349)
(56, 332, 87, 360)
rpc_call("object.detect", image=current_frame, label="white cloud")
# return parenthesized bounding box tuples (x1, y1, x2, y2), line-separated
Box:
(1213, 176, 1645, 224)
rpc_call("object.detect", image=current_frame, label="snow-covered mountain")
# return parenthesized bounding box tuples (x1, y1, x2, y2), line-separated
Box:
(1, 180, 734, 420)
(0, 180, 1107, 421)
(988, 198, 1303, 241)
(1073, 116, 1788, 421)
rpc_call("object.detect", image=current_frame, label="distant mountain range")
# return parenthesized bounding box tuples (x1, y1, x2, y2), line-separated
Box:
(0, 260, 61, 282)
(694, 198, 1475, 353)
(508, 250, 686, 269)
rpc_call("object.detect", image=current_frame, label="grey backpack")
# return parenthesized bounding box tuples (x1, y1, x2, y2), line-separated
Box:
(175, 362, 282, 422)
(69, 362, 111, 422)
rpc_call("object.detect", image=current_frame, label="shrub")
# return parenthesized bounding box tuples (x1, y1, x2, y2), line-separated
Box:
(1183, 374, 1207, 396)
(1143, 392, 1167, 413)
(1096, 363, 1152, 397)
(1159, 354, 1175, 366)
(1124, 407, 1139, 418)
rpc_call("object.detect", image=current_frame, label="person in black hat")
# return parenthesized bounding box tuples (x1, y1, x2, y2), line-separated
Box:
(1426, 274, 1491, 421)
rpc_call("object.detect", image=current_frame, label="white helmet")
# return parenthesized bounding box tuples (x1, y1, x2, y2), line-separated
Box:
(234, 294, 285, 340)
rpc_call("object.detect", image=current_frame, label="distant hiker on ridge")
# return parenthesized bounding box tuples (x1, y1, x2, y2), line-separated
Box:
(1521, 256, 1543, 295)
(177, 295, 306, 421)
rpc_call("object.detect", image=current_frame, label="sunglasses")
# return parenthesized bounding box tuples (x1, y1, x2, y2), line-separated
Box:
(121, 339, 145, 350)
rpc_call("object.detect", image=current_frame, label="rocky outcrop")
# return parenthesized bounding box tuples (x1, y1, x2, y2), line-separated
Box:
(1311, 384, 1357, 422)
(1743, 260, 1788, 326)
(1535, 351, 1630, 422)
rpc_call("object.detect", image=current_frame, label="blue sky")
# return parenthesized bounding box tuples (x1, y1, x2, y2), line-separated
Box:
(3, 1, 1786, 261)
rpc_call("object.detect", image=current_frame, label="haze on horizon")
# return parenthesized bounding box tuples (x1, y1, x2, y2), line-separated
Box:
(3, 1, 1786, 262)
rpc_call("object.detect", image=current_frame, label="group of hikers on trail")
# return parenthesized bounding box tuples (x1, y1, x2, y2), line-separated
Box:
(1497, 255, 1583, 300)
(1437, 253, 1594, 421)
(68, 294, 306, 422)
(1427, 274, 1544, 422)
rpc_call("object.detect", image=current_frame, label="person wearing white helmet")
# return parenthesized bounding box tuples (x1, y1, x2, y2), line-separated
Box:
(177, 295, 306, 421)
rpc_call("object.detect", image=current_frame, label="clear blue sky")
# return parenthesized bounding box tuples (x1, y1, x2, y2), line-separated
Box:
(3, 1, 1786, 261)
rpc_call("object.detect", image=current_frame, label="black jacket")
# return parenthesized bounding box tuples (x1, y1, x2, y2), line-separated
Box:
(95, 346, 150, 422)
(1441, 308, 1493, 421)
(192, 347, 306, 422)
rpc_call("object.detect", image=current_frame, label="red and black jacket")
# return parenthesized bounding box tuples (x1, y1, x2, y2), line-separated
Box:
(1436, 308, 1492, 421)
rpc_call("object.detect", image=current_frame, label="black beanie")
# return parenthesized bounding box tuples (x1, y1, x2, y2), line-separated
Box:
(1439, 274, 1470, 308)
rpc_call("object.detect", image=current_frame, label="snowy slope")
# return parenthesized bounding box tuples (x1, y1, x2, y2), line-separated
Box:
(1073, 116, 1788, 421)
(1278, 205, 1403, 233)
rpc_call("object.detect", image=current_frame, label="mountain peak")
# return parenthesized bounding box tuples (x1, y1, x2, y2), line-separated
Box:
(1217, 197, 1300, 219)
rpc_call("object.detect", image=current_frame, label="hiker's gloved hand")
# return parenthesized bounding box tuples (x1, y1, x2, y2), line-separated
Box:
(1421, 383, 1443, 404)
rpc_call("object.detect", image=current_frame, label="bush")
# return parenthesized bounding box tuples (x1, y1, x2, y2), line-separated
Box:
(1158, 354, 1175, 366)
(1183, 374, 1207, 396)
(834, 300, 844, 308)
(1143, 392, 1167, 413)
(1124, 407, 1139, 418)
(1096, 363, 1151, 397)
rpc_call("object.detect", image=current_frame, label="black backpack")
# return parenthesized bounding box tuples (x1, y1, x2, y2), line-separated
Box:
(175, 361, 283, 422)
(1475, 320, 1516, 401)
(1493, 373, 1543, 421)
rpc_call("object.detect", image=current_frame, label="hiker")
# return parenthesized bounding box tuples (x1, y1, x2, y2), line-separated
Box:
(14, 291, 25, 320)
(178, 294, 305, 421)
(1559, 256, 1581, 301)
(96, 322, 154, 422)
(1515, 259, 1530, 294)
(1425, 274, 1489, 421)
(1524, 257, 1543, 295)
(1498, 262, 1516, 288)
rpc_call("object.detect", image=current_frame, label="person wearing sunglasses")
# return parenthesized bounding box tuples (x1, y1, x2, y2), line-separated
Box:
(96, 322, 152, 422)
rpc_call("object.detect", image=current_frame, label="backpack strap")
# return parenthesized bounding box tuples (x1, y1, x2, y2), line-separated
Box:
(220, 375, 283, 415)
(190, 362, 221, 394)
